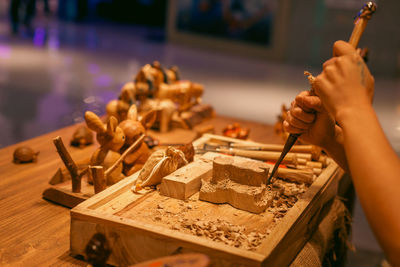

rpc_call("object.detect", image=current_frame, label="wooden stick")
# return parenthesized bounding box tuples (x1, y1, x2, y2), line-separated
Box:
(349, 2, 377, 48)
(230, 143, 321, 161)
(104, 134, 145, 178)
(90, 166, 106, 194)
(306, 161, 323, 169)
(53, 136, 81, 193)
(295, 165, 322, 176)
(218, 148, 298, 165)
(266, 163, 314, 184)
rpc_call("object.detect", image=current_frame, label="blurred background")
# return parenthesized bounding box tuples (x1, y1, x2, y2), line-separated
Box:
(0, 0, 399, 266)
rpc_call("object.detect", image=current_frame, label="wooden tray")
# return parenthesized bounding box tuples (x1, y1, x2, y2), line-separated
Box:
(70, 134, 343, 266)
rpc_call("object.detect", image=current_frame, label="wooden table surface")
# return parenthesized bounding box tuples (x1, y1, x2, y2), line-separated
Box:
(0, 116, 281, 266)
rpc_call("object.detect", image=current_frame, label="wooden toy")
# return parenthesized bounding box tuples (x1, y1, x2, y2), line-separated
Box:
(70, 125, 93, 148)
(13, 146, 39, 163)
(105, 61, 213, 132)
(85, 111, 126, 184)
(119, 106, 157, 176)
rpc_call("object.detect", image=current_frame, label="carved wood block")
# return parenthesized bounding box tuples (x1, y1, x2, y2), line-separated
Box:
(199, 157, 274, 214)
(212, 156, 268, 186)
(159, 152, 220, 200)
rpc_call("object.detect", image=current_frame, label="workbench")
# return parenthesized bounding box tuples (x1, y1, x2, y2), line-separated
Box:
(0, 116, 350, 266)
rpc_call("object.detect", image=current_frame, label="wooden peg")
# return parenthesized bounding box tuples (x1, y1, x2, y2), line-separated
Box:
(90, 166, 106, 194)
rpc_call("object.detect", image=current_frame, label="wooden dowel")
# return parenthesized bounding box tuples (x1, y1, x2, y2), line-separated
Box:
(53, 136, 81, 193)
(295, 153, 312, 161)
(220, 148, 298, 165)
(231, 143, 321, 161)
(306, 161, 323, 169)
(296, 165, 322, 176)
(90, 166, 106, 194)
(297, 158, 307, 165)
(104, 134, 145, 177)
(266, 163, 314, 184)
(318, 155, 328, 168)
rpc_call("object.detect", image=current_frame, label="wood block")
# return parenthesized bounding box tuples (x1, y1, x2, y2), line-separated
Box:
(212, 156, 269, 186)
(199, 156, 273, 214)
(159, 152, 220, 200)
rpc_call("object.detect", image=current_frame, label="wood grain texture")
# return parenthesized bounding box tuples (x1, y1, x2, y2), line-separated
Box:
(158, 152, 218, 200)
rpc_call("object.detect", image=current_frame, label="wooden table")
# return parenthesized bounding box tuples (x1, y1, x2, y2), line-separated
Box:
(0, 116, 285, 266)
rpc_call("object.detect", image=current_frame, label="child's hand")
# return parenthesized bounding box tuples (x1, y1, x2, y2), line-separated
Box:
(314, 41, 375, 124)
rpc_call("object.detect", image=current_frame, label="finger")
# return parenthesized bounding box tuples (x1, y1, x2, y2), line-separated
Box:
(294, 93, 313, 113)
(300, 95, 323, 112)
(333, 40, 356, 56)
(286, 110, 313, 130)
(323, 57, 337, 69)
(283, 120, 305, 134)
(290, 105, 315, 123)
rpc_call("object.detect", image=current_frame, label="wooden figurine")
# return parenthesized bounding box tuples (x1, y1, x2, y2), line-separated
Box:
(85, 111, 126, 185)
(118, 106, 157, 176)
(13, 146, 39, 164)
(70, 125, 93, 148)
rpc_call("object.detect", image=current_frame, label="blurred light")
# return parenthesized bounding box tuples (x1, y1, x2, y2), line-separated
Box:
(88, 63, 100, 74)
(0, 44, 11, 59)
(84, 96, 96, 104)
(33, 27, 46, 47)
(95, 75, 112, 87)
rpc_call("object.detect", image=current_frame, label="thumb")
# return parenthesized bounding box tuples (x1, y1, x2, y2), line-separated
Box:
(333, 40, 356, 57)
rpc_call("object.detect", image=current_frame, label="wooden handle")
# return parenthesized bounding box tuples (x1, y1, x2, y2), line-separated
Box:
(221, 148, 298, 165)
(265, 163, 314, 184)
(349, 2, 377, 48)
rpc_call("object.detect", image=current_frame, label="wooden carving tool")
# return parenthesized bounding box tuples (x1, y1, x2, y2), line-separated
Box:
(267, 2, 377, 184)
(197, 145, 299, 165)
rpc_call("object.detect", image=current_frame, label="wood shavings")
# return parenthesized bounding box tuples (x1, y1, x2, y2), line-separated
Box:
(176, 218, 266, 251)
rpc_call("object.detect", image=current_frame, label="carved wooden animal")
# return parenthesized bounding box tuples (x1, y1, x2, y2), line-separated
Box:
(85, 111, 125, 184)
(118, 105, 157, 176)
(13, 146, 39, 164)
(70, 125, 93, 148)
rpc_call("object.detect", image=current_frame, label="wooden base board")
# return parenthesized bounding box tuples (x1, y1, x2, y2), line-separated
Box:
(42, 177, 95, 208)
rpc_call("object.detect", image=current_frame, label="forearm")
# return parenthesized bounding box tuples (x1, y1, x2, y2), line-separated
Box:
(339, 105, 400, 264)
